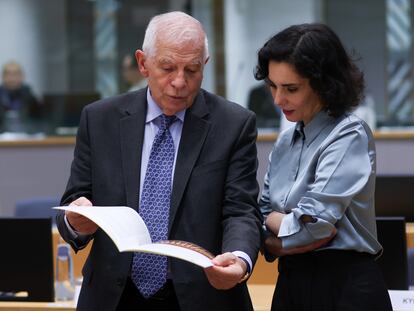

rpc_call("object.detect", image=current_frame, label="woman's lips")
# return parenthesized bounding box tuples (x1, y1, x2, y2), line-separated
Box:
(283, 109, 294, 116)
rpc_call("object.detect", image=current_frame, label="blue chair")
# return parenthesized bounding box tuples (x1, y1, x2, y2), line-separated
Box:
(14, 196, 61, 223)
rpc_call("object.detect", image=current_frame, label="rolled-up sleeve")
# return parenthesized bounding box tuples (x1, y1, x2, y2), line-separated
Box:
(279, 123, 373, 248)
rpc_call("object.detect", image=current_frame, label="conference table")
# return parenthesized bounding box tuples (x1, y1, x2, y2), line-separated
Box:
(0, 302, 75, 311)
(1, 224, 414, 311)
(0, 285, 275, 311)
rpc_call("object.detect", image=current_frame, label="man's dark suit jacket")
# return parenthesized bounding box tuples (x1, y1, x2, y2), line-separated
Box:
(56, 88, 262, 311)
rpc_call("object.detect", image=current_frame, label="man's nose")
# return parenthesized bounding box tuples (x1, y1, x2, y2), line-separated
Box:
(171, 71, 186, 89)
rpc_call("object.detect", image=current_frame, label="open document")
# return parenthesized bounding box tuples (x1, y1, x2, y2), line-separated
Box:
(53, 206, 214, 268)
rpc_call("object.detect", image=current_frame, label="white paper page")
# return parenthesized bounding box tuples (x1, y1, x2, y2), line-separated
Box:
(54, 206, 213, 268)
(133, 243, 213, 268)
(54, 206, 152, 250)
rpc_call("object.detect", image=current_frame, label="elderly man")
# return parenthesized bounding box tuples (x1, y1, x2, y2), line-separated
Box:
(56, 11, 261, 311)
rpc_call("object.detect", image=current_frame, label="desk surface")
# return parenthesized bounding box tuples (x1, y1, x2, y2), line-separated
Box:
(0, 136, 75, 147)
(248, 284, 274, 311)
(0, 284, 274, 311)
(406, 223, 414, 248)
(257, 130, 414, 142)
(0, 301, 75, 311)
(0, 131, 413, 146)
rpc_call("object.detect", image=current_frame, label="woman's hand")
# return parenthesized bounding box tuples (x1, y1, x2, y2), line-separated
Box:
(264, 228, 337, 257)
(265, 211, 286, 235)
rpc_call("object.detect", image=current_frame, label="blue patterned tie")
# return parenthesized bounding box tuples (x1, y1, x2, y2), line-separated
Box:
(131, 114, 176, 298)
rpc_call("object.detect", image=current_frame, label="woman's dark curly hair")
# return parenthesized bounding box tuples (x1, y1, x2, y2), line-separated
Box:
(254, 23, 364, 118)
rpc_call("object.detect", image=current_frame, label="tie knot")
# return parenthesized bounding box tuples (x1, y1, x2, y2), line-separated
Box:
(159, 114, 176, 131)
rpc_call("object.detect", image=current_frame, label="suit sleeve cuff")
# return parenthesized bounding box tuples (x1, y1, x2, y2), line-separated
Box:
(232, 251, 252, 273)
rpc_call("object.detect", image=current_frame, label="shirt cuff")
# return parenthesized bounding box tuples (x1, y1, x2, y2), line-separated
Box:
(232, 251, 252, 273)
(64, 214, 91, 243)
(278, 212, 302, 237)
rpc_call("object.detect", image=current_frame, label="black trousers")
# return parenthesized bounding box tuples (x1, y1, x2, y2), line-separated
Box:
(272, 250, 393, 311)
(116, 278, 181, 311)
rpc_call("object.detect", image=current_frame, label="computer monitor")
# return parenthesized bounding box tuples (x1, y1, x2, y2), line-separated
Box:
(376, 216, 408, 290)
(0, 218, 54, 302)
(375, 175, 414, 221)
(41, 92, 100, 134)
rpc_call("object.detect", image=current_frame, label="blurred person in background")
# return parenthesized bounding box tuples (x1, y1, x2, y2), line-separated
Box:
(247, 82, 281, 129)
(122, 53, 147, 92)
(0, 61, 40, 133)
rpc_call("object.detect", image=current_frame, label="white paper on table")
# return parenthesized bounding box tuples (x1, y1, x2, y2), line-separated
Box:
(53, 206, 213, 268)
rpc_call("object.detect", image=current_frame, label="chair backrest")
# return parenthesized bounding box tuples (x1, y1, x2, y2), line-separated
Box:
(14, 196, 60, 222)
(376, 216, 409, 290)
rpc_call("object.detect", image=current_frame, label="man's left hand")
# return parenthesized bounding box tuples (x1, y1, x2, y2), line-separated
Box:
(204, 252, 247, 290)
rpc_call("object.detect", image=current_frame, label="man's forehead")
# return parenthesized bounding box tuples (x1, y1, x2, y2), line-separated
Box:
(153, 39, 204, 63)
(156, 54, 203, 66)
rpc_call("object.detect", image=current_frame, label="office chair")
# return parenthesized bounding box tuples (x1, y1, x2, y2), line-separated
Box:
(14, 196, 60, 223)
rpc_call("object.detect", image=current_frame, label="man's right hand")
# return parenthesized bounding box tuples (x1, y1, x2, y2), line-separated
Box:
(65, 196, 98, 235)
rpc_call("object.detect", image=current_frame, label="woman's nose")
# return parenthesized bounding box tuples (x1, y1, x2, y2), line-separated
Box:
(274, 89, 285, 107)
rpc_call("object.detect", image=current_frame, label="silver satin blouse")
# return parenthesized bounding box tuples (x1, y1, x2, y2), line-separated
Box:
(259, 110, 382, 254)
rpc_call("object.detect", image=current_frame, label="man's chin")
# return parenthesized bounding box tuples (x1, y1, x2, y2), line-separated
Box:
(163, 104, 188, 115)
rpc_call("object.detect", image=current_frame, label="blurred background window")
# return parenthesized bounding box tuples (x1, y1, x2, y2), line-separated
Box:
(1, 0, 414, 136)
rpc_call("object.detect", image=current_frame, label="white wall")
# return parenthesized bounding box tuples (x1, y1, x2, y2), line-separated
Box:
(1, 137, 413, 217)
(0, 0, 68, 96)
(0, 144, 74, 217)
(224, 0, 322, 106)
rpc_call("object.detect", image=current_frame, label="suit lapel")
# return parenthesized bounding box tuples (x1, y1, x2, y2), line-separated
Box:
(169, 92, 210, 232)
(120, 90, 147, 210)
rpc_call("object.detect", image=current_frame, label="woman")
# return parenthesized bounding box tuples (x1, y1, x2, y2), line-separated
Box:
(256, 23, 392, 311)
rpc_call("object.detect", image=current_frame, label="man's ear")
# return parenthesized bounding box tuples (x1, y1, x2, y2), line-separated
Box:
(135, 50, 149, 78)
